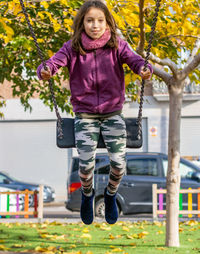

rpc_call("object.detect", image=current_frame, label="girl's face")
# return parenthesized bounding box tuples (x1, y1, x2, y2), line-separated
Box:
(83, 7, 107, 39)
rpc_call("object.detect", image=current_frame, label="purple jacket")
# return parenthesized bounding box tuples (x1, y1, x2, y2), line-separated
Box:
(37, 37, 153, 114)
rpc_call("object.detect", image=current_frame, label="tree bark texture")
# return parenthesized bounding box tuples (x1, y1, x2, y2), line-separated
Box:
(165, 80, 183, 247)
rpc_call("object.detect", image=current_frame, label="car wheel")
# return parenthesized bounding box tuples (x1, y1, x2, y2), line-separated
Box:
(28, 194, 34, 207)
(95, 198, 105, 218)
(20, 194, 34, 210)
(95, 198, 121, 218)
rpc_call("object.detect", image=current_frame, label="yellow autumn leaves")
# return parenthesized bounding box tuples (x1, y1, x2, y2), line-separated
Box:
(106, 0, 200, 59)
(0, 0, 76, 44)
(0, 17, 14, 43)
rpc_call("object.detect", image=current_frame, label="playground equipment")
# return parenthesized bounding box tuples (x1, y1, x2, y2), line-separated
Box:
(0, 185, 43, 221)
(152, 184, 200, 219)
(19, 0, 161, 149)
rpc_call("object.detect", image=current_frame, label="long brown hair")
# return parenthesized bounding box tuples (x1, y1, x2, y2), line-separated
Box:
(71, 0, 118, 55)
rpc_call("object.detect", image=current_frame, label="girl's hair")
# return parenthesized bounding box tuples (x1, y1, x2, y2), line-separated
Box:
(71, 0, 118, 55)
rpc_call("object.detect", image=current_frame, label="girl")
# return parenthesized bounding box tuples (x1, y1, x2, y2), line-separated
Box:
(37, 0, 152, 225)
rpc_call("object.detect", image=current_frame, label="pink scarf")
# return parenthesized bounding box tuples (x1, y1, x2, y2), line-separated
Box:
(81, 29, 111, 50)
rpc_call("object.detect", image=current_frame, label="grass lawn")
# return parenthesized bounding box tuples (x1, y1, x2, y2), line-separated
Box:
(0, 220, 199, 254)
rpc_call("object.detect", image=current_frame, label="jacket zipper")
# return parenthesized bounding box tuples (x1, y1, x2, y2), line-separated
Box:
(94, 50, 99, 113)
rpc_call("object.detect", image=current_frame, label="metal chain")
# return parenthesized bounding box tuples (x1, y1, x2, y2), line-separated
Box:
(137, 0, 161, 139)
(19, 0, 63, 139)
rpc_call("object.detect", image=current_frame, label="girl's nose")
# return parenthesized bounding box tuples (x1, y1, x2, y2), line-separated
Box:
(92, 20, 98, 28)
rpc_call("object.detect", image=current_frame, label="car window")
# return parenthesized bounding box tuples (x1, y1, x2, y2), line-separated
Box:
(0, 174, 8, 183)
(162, 159, 196, 178)
(72, 159, 79, 172)
(95, 164, 110, 174)
(127, 158, 158, 176)
(96, 158, 107, 164)
(72, 157, 108, 173)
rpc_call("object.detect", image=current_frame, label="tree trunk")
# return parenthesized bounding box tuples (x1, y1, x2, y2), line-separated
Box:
(165, 80, 183, 247)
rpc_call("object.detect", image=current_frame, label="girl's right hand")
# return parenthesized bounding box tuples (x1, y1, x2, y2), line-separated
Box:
(40, 66, 51, 80)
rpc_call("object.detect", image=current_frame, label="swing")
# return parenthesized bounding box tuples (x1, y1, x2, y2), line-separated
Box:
(19, 0, 161, 149)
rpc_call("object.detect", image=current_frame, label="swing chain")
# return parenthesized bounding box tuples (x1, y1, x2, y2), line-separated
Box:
(137, 0, 161, 140)
(19, 0, 63, 139)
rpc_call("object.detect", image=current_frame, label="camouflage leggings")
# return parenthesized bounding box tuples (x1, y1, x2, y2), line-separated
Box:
(75, 114, 127, 195)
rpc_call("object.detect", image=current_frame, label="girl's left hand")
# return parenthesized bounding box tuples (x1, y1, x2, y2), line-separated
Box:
(140, 66, 152, 80)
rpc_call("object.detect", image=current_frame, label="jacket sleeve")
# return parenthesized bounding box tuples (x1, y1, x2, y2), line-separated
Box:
(37, 41, 71, 80)
(118, 38, 153, 75)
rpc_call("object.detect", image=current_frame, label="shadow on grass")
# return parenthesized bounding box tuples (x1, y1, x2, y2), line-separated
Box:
(5, 235, 166, 251)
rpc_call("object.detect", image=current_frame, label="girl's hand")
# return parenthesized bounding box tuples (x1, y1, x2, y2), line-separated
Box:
(140, 66, 152, 80)
(40, 66, 51, 80)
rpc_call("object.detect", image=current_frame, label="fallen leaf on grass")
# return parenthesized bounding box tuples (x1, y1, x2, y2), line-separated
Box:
(116, 235, 122, 238)
(30, 224, 37, 228)
(186, 220, 198, 226)
(82, 228, 89, 233)
(138, 225, 145, 229)
(109, 234, 116, 240)
(35, 245, 65, 253)
(0, 245, 10, 251)
(156, 230, 164, 234)
(100, 224, 112, 231)
(108, 234, 122, 240)
(126, 234, 134, 239)
(80, 233, 92, 240)
(14, 222, 21, 226)
(73, 228, 80, 231)
(122, 226, 130, 232)
(187, 238, 193, 242)
(109, 245, 116, 249)
(109, 246, 123, 252)
(156, 247, 167, 251)
(69, 244, 76, 249)
(188, 228, 197, 231)
(49, 221, 63, 226)
(138, 231, 149, 239)
(40, 233, 66, 240)
(153, 221, 163, 227)
(40, 223, 48, 229)
(11, 244, 25, 248)
(35, 246, 54, 253)
(40, 233, 54, 239)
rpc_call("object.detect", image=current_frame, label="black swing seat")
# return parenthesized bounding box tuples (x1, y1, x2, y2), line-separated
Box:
(56, 117, 142, 149)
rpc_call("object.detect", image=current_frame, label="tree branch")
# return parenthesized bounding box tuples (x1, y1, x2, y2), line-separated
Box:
(181, 53, 200, 80)
(152, 65, 171, 84)
(188, 39, 200, 65)
(137, 49, 178, 77)
(136, 0, 145, 54)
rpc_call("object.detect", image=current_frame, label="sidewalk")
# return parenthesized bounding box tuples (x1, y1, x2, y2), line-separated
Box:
(1, 201, 200, 223)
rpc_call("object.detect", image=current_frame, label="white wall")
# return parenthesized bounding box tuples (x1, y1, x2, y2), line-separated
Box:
(0, 99, 71, 202)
